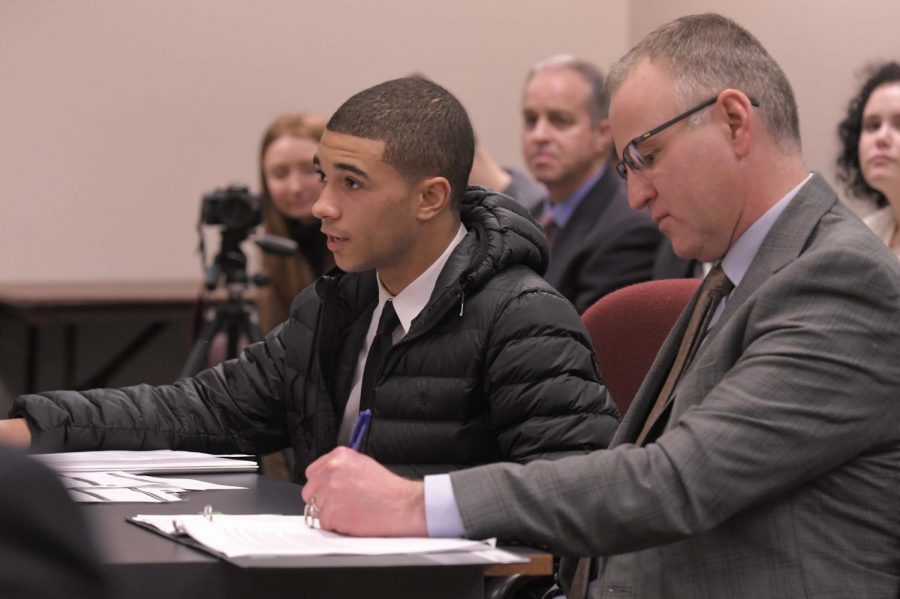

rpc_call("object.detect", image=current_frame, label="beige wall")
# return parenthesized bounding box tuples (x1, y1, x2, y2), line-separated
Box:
(2, 1, 898, 283)
(0, 0, 626, 282)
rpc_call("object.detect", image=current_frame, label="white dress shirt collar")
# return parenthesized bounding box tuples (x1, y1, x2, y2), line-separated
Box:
(337, 223, 469, 447)
(375, 223, 468, 337)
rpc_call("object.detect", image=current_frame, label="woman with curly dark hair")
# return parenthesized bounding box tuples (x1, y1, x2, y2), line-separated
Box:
(837, 62, 900, 258)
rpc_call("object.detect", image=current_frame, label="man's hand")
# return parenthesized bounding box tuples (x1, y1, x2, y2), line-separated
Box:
(302, 447, 427, 537)
(0, 418, 32, 448)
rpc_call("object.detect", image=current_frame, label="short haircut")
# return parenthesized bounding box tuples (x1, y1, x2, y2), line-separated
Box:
(526, 54, 610, 123)
(326, 77, 475, 211)
(836, 61, 900, 207)
(606, 13, 801, 153)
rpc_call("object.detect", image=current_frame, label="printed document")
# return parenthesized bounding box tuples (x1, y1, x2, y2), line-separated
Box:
(132, 513, 495, 558)
(60, 471, 245, 503)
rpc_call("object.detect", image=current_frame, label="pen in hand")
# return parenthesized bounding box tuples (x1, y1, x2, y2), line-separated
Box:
(303, 410, 372, 528)
(349, 409, 372, 451)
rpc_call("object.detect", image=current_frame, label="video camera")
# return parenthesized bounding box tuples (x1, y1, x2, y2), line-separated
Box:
(197, 184, 298, 292)
(200, 184, 261, 231)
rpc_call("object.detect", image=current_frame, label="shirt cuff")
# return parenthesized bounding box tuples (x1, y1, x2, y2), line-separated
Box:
(423, 474, 466, 537)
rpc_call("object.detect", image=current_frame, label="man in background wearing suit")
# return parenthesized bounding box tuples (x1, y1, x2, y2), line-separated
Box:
(524, 54, 661, 313)
(301, 13, 900, 599)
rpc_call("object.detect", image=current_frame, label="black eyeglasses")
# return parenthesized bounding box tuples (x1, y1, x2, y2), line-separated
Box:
(615, 94, 760, 179)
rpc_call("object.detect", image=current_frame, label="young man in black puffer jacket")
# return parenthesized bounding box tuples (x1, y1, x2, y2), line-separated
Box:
(3, 77, 619, 482)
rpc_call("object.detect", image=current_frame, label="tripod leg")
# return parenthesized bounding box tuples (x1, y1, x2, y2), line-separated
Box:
(237, 307, 265, 344)
(222, 304, 261, 359)
(246, 319, 265, 344)
(180, 310, 227, 378)
(225, 319, 242, 360)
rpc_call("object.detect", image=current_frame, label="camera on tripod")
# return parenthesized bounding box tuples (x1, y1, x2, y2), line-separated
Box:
(200, 185, 261, 231)
(183, 184, 298, 377)
(196, 185, 297, 292)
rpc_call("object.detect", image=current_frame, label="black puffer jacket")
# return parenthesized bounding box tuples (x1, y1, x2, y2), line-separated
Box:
(15, 188, 618, 480)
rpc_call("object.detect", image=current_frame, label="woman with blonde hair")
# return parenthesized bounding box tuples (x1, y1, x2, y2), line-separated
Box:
(255, 112, 330, 480)
(256, 112, 332, 332)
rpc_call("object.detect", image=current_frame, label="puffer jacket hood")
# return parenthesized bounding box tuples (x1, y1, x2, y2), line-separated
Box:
(318, 186, 551, 345)
(414, 186, 549, 336)
(458, 185, 550, 281)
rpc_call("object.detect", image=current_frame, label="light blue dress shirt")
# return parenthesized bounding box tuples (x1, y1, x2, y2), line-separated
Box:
(541, 165, 607, 230)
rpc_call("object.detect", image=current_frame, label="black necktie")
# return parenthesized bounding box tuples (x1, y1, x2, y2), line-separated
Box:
(359, 301, 400, 411)
(636, 264, 733, 445)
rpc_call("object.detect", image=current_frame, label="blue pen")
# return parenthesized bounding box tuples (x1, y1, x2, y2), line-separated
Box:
(349, 409, 372, 451)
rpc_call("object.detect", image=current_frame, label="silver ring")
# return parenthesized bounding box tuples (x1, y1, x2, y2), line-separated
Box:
(304, 495, 321, 527)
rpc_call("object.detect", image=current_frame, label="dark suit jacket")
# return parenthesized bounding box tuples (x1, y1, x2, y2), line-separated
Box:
(0, 447, 110, 599)
(451, 173, 900, 598)
(534, 168, 662, 313)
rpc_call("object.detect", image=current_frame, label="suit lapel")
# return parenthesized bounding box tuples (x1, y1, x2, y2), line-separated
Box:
(541, 169, 617, 282)
(716, 173, 835, 329)
(611, 290, 701, 445)
(619, 173, 837, 443)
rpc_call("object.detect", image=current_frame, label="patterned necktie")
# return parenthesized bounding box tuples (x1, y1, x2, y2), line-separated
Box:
(635, 264, 733, 446)
(539, 211, 559, 248)
(359, 301, 400, 412)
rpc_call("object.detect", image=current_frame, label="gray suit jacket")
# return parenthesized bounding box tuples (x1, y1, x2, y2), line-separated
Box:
(450, 173, 900, 598)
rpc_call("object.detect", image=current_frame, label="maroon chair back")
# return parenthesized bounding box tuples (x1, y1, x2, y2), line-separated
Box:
(581, 278, 701, 416)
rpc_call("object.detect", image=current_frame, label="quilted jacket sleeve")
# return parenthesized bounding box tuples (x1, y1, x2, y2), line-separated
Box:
(11, 322, 295, 455)
(485, 286, 619, 462)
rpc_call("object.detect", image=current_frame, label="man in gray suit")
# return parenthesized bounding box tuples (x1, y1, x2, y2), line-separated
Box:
(303, 14, 900, 598)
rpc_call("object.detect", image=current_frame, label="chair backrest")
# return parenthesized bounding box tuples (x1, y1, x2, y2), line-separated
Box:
(581, 278, 701, 416)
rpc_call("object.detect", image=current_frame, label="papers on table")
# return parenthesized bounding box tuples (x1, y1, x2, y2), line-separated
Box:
(34, 450, 258, 474)
(132, 514, 499, 558)
(30, 451, 255, 503)
(59, 471, 246, 503)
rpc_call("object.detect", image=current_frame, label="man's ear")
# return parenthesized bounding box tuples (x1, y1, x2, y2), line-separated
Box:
(718, 89, 754, 158)
(592, 117, 614, 157)
(415, 176, 452, 221)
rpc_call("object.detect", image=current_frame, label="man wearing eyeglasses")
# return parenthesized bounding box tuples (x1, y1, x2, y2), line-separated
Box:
(639, 96, 757, 283)
(523, 54, 661, 313)
(302, 13, 900, 599)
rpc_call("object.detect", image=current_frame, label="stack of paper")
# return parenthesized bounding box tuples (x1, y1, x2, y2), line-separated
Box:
(34, 450, 258, 474)
(59, 471, 245, 503)
(31, 450, 256, 503)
